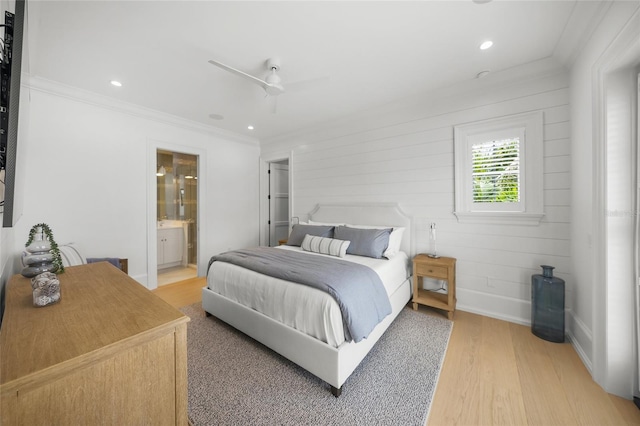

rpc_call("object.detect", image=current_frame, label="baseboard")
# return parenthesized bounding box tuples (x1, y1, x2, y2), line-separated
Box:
(456, 287, 531, 326)
(131, 273, 149, 289)
(565, 311, 593, 373)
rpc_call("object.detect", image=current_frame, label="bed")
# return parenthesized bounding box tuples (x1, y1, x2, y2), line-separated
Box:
(202, 203, 414, 396)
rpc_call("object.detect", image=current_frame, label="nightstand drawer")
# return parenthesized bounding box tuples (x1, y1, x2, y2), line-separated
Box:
(415, 263, 448, 279)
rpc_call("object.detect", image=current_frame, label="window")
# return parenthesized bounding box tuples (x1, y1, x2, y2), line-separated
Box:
(454, 112, 544, 225)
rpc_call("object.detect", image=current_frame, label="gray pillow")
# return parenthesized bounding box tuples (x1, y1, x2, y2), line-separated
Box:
(334, 226, 392, 259)
(286, 224, 335, 246)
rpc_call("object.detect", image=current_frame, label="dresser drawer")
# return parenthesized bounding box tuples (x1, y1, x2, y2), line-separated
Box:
(415, 263, 448, 279)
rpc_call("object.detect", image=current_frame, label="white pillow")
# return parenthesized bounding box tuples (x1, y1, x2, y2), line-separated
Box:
(58, 243, 87, 267)
(345, 224, 405, 259)
(301, 235, 350, 258)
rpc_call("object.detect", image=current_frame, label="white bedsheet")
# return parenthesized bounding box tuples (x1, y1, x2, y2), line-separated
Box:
(206, 246, 409, 347)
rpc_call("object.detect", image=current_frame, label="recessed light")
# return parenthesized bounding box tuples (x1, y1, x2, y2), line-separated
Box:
(110, 80, 122, 87)
(480, 41, 493, 50)
(247, 125, 254, 130)
(208, 113, 224, 120)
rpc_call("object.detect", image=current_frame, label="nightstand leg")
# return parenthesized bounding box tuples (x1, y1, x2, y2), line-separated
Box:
(412, 302, 418, 311)
(447, 311, 454, 320)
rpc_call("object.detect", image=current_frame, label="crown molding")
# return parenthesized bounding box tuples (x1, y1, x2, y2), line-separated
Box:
(23, 75, 259, 146)
(553, 1, 613, 68)
(262, 56, 567, 147)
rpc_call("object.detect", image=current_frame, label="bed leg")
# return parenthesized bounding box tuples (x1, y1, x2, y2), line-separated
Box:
(331, 385, 342, 398)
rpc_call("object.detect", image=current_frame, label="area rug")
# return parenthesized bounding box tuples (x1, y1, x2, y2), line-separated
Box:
(182, 303, 452, 426)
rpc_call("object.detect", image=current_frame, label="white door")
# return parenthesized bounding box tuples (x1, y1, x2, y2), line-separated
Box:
(268, 162, 289, 246)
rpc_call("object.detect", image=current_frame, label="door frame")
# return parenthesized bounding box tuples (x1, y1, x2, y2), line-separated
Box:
(259, 151, 293, 246)
(147, 139, 207, 290)
(591, 8, 640, 397)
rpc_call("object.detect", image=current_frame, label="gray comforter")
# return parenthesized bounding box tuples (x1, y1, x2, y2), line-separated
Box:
(208, 247, 392, 343)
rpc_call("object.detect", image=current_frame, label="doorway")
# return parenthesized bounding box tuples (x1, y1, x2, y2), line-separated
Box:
(259, 154, 292, 247)
(268, 160, 290, 246)
(156, 149, 198, 286)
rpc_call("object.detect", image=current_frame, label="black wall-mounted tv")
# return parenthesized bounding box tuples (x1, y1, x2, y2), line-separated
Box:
(1, 0, 25, 228)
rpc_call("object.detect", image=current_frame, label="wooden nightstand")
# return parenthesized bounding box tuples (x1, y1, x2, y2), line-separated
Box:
(412, 254, 456, 320)
(278, 239, 288, 246)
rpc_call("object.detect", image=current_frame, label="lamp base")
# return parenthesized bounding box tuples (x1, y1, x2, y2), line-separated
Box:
(427, 253, 440, 258)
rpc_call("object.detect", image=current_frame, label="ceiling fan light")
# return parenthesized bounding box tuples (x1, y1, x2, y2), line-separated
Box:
(265, 84, 284, 96)
(266, 70, 282, 85)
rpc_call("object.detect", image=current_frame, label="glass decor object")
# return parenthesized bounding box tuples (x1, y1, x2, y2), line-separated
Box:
(531, 265, 565, 342)
(31, 272, 61, 307)
(21, 226, 56, 278)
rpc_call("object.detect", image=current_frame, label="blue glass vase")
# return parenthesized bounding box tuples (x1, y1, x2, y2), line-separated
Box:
(531, 265, 565, 343)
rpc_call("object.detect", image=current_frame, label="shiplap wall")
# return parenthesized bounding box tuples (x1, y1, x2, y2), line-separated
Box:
(261, 67, 571, 325)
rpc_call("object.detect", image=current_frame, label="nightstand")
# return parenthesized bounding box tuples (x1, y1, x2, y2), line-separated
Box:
(412, 254, 456, 320)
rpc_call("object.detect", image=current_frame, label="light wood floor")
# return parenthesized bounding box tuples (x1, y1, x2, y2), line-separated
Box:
(154, 278, 640, 425)
(153, 276, 204, 309)
(157, 265, 197, 287)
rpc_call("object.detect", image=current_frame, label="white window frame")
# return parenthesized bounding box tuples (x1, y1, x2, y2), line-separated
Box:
(454, 111, 544, 225)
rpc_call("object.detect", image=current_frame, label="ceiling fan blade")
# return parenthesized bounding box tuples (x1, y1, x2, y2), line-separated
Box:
(208, 59, 268, 89)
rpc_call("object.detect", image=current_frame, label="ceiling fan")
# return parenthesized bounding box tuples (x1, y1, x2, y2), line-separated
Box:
(208, 57, 287, 97)
(208, 57, 330, 106)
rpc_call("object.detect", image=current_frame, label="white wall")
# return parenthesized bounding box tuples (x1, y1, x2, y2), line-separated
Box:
(262, 59, 572, 327)
(9, 77, 260, 287)
(570, 1, 640, 398)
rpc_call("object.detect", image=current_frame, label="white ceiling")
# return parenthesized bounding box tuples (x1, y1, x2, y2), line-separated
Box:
(25, 1, 599, 141)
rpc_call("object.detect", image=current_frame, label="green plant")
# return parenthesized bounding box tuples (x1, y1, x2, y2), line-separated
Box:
(25, 223, 64, 273)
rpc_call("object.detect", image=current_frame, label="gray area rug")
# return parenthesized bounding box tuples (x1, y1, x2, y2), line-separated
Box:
(182, 303, 452, 426)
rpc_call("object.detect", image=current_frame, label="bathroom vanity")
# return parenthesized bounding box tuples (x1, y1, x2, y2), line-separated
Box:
(157, 226, 184, 268)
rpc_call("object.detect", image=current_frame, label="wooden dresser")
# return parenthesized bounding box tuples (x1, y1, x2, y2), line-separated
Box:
(0, 262, 189, 425)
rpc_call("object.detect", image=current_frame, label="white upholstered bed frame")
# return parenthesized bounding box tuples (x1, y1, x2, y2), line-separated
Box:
(201, 203, 414, 396)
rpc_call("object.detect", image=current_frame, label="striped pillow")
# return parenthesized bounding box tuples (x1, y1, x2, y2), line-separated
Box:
(301, 235, 350, 258)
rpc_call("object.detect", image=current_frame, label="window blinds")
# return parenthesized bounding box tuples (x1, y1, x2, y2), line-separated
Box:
(472, 137, 520, 203)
